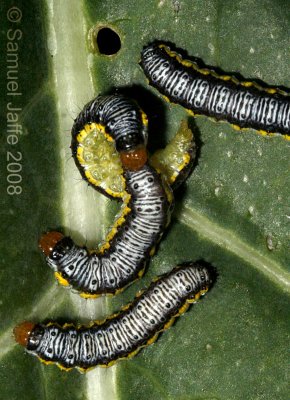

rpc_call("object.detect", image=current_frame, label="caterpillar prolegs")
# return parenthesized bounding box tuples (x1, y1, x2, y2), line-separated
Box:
(140, 42, 290, 139)
(38, 94, 194, 298)
(14, 262, 215, 371)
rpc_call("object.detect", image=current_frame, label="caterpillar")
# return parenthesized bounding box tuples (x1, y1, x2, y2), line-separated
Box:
(39, 94, 195, 298)
(140, 42, 290, 138)
(14, 261, 215, 371)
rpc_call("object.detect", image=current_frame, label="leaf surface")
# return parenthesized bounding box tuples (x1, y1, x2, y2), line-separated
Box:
(0, 1, 289, 399)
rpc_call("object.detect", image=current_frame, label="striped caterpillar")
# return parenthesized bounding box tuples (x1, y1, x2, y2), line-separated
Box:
(38, 94, 194, 298)
(14, 261, 215, 371)
(140, 42, 290, 138)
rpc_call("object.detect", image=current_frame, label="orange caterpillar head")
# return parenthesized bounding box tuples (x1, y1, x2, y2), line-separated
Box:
(39, 231, 64, 257)
(13, 321, 36, 347)
(119, 145, 147, 171)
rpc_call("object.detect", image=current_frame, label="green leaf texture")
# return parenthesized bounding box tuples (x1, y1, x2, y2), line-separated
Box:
(0, 1, 289, 399)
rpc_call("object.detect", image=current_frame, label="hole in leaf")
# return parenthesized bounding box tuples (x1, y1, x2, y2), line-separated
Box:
(96, 28, 121, 55)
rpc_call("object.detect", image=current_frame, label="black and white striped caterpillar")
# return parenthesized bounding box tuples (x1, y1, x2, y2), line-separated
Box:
(14, 261, 215, 371)
(140, 42, 290, 138)
(38, 94, 194, 298)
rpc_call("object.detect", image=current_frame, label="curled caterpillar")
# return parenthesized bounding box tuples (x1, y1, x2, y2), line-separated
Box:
(140, 42, 290, 138)
(14, 261, 215, 371)
(71, 94, 149, 193)
(39, 94, 194, 298)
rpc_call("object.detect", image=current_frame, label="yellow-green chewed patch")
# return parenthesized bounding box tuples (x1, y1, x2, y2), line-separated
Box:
(76, 122, 125, 198)
(150, 119, 195, 186)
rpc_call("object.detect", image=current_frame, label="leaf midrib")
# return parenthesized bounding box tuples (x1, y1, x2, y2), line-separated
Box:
(45, 1, 117, 399)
